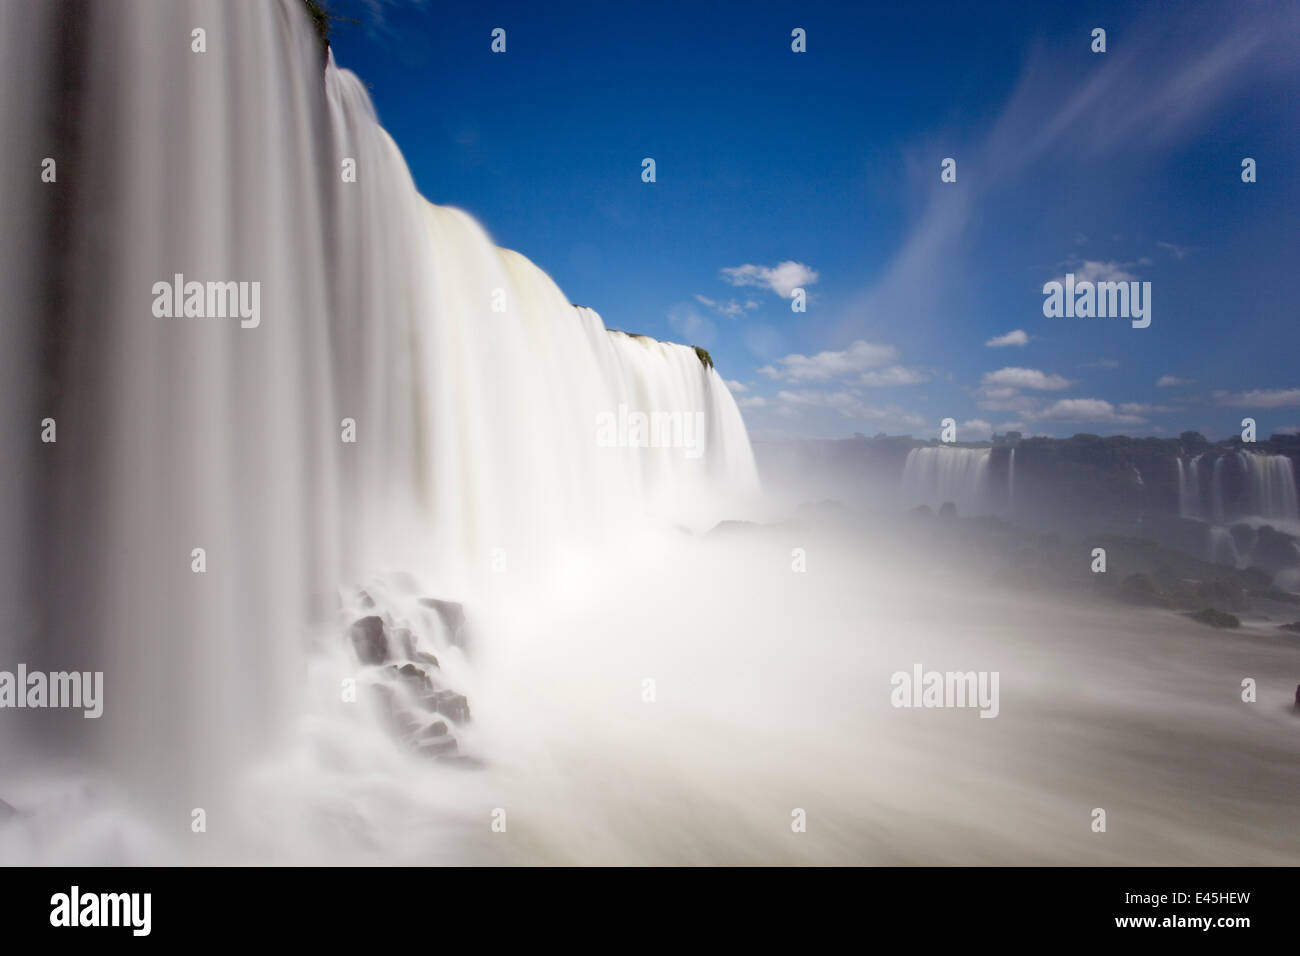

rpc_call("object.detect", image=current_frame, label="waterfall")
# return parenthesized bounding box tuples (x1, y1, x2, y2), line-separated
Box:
(1211, 455, 1228, 523)
(0, 0, 757, 813)
(1008, 447, 1016, 513)
(1176, 454, 1203, 518)
(1243, 452, 1299, 521)
(1189, 451, 1298, 523)
(901, 446, 992, 514)
(1207, 526, 1240, 566)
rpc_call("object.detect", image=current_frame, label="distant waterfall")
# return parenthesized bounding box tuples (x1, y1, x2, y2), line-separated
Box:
(1008, 447, 1016, 512)
(1182, 451, 1298, 523)
(1245, 453, 1299, 521)
(1177, 454, 1203, 518)
(901, 446, 992, 514)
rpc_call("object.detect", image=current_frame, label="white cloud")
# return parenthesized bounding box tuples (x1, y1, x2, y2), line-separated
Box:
(1213, 388, 1300, 408)
(982, 367, 1071, 391)
(1157, 240, 1190, 259)
(1156, 375, 1193, 387)
(1119, 402, 1175, 414)
(1035, 398, 1145, 425)
(985, 329, 1029, 347)
(736, 395, 767, 409)
(857, 365, 929, 387)
(960, 419, 993, 439)
(1053, 259, 1137, 285)
(721, 261, 819, 298)
(759, 340, 898, 383)
(695, 294, 755, 318)
(725, 379, 748, 393)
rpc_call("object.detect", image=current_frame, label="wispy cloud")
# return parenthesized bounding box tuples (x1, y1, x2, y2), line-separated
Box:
(836, 3, 1294, 360)
(1035, 398, 1145, 425)
(982, 367, 1071, 391)
(857, 366, 929, 387)
(1213, 388, 1300, 408)
(985, 329, 1029, 348)
(1156, 375, 1193, 387)
(695, 294, 757, 318)
(759, 340, 897, 383)
(721, 261, 818, 298)
(1054, 259, 1138, 284)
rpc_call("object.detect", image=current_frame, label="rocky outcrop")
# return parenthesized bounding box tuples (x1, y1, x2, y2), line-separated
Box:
(346, 579, 476, 765)
(349, 615, 388, 665)
(1186, 608, 1241, 629)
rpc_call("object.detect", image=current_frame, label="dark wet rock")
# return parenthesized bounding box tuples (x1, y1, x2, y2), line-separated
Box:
(1230, 523, 1257, 555)
(938, 501, 957, 519)
(418, 598, 466, 645)
(420, 690, 470, 723)
(349, 615, 388, 665)
(414, 735, 458, 757)
(0, 798, 16, 822)
(1253, 525, 1300, 572)
(412, 650, 440, 669)
(391, 663, 433, 693)
(356, 589, 375, 610)
(1278, 621, 1300, 634)
(910, 505, 934, 519)
(1187, 607, 1240, 629)
(417, 720, 449, 739)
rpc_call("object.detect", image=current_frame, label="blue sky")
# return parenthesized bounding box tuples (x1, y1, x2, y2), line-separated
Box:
(327, 0, 1299, 441)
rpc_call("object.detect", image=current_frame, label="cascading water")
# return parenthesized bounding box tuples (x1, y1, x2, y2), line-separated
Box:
(1007, 447, 1016, 513)
(901, 446, 992, 514)
(1176, 454, 1203, 518)
(0, 0, 756, 848)
(1181, 451, 1297, 524)
(1207, 526, 1240, 567)
(1244, 453, 1299, 521)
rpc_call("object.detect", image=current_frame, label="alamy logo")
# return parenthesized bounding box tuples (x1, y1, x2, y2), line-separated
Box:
(151, 274, 261, 328)
(0, 664, 102, 718)
(1042, 273, 1150, 328)
(50, 886, 150, 936)
(890, 664, 1000, 718)
(596, 405, 707, 459)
